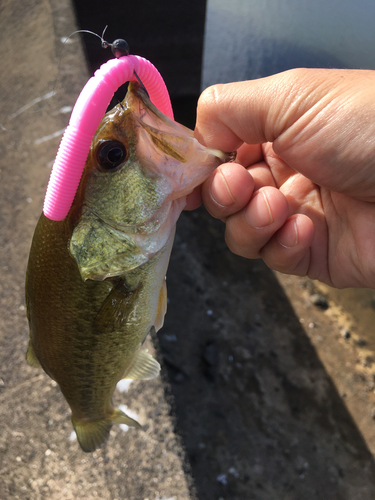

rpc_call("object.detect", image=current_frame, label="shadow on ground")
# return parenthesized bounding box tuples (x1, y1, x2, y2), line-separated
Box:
(158, 208, 375, 500)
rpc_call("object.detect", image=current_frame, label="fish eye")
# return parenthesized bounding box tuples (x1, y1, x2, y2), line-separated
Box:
(97, 140, 128, 171)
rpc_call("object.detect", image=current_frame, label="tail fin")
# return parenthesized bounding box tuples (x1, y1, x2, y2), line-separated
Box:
(72, 408, 141, 453)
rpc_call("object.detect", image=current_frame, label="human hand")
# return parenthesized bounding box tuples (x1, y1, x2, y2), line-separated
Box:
(190, 68, 375, 288)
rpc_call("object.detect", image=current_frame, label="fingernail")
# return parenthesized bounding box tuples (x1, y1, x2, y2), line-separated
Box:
(210, 168, 235, 207)
(245, 190, 273, 228)
(278, 217, 299, 248)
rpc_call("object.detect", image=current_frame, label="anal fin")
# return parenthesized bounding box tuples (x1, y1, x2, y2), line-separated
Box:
(123, 349, 160, 380)
(112, 408, 141, 428)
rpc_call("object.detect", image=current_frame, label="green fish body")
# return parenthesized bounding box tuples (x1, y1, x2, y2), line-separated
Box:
(26, 82, 229, 452)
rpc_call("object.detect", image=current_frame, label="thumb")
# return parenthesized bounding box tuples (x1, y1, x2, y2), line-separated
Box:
(194, 68, 346, 152)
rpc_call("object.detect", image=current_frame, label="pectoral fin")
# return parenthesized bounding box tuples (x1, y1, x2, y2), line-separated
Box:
(26, 341, 41, 368)
(123, 349, 160, 380)
(95, 281, 141, 332)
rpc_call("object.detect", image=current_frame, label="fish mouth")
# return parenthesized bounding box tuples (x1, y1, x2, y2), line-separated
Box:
(127, 81, 234, 197)
(70, 82, 233, 282)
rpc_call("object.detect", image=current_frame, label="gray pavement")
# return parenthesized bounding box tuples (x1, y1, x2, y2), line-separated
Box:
(0, 0, 191, 498)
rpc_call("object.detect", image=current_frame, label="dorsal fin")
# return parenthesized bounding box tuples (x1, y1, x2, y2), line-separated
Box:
(26, 341, 41, 368)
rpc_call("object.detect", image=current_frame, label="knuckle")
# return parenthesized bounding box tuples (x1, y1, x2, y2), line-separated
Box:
(197, 84, 226, 113)
(224, 223, 260, 260)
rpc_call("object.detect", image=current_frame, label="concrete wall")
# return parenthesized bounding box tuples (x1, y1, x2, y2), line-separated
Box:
(202, 0, 375, 88)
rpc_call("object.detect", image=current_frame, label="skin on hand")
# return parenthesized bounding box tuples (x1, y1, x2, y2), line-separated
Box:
(188, 68, 375, 289)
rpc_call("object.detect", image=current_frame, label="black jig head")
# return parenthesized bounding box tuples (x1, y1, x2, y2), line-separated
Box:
(103, 38, 130, 58)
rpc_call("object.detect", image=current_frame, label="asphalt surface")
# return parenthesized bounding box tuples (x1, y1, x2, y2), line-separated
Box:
(1, 1, 375, 499)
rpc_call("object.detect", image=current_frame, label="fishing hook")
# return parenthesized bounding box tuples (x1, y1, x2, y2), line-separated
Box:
(133, 70, 150, 98)
(70, 26, 130, 58)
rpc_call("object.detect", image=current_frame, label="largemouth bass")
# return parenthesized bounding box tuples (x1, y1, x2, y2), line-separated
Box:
(26, 82, 230, 452)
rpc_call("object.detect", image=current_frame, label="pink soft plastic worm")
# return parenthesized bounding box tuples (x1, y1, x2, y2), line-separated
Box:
(43, 55, 173, 221)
